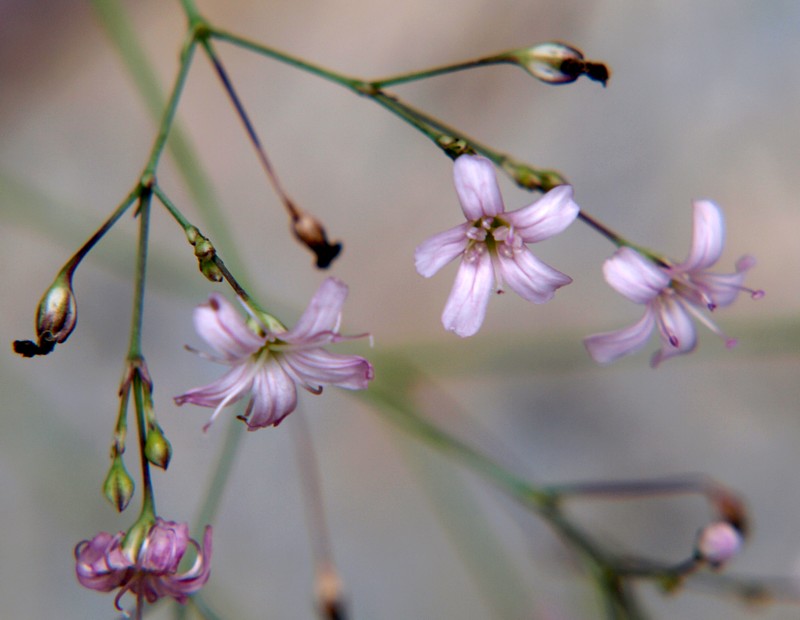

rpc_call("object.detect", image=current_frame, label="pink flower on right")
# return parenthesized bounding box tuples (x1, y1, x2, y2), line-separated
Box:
(584, 200, 763, 367)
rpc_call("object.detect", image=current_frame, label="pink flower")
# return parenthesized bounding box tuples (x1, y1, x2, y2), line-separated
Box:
(415, 154, 579, 337)
(584, 200, 763, 366)
(175, 277, 374, 430)
(75, 519, 212, 609)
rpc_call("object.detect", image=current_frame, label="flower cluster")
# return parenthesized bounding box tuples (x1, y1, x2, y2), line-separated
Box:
(584, 200, 763, 366)
(415, 154, 579, 337)
(175, 277, 374, 430)
(75, 519, 212, 610)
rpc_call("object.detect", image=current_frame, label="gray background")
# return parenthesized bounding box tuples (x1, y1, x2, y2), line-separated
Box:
(1, 0, 799, 618)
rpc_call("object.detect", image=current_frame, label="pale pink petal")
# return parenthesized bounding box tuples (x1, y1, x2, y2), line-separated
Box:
(173, 363, 255, 408)
(243, 361, 298, 429)
(194, 294, 265, 360)
(504, 185, 579, 242)
(453, 154, 505, 220)
(603, 247, 670, 304)
(283, 349, 374, 390)
(674, 200, 725, 273)
(494, 249, 572, 303)
(286, 278, 347, 342)
(650, 297, 697, 367)
(441, 252, 494, 337)
(583, 307, 656, 364)
(139, 520, 188, 574)
(686, 271, 747, 308)
(414, 222, 470, 278)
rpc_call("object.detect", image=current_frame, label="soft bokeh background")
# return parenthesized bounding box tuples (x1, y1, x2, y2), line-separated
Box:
(1, 1, 799, 618)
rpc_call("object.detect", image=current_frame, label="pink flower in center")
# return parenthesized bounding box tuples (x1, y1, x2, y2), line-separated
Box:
(415, 154, 579, 337)
(584, 200, 763, 366)
(75, 519, 212, 610)
(175, 277, 374, 430)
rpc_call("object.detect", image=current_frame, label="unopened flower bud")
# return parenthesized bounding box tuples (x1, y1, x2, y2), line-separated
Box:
(291, 209, 342, 269)
(145, 425, 172, 470)
(511, 42, 609, 86)
(695, 521, 743, 569)
(103, 456, 135, 512)
(37, 271, 77, 343)
(13, 270, 77, 357)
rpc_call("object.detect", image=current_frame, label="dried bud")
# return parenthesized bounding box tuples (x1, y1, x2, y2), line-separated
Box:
(695, 521, 743, 569)
(291, 209, 342, 269)
(103, 456, 135, 512)
(316, 564, 347, 620)
(511, 42, 609, 86)
(13, 270, 77, 357)
(145, 425, 172, 470)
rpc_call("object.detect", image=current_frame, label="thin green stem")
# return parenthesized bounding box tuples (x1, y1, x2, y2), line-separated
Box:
(209, 28, 364, 89)
(142, 40, 197, 179)
(370, 55, 508, 88)
(127, 190, 153, 361)
(63, 184, 140, 275)
(134, 373, 156, 519)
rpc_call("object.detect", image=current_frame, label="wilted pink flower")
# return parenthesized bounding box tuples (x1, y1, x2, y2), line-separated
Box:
(415, 154, 579, 337)
(75, 519, 212, 610)
(584, 200, 763, 366)
(175, 277, 374, 430)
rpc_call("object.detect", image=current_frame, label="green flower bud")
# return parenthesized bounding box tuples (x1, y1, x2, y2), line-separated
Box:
(145, 425, 172, 470)
(103, 456, 135, 512)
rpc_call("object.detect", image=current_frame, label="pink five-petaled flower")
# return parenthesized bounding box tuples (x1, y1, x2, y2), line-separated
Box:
(174, 277, 374, 431)
(75, 519, 212, 610)
(415, 154, 579, 337)
(584, 199, 764, 367)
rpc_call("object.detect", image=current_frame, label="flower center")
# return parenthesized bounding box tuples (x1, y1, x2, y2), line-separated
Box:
(464, 216, 520, 262)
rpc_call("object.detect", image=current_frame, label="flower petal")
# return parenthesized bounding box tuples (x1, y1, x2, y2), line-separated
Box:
(583, 307, 656, 364)
(494, 248, 572, 303)
(194, 294, 265, 360)
(174, 362, 255, 409)
(441, 251, 494, 337)
(603, 247, 670, 304)
(453, 154, 505, 220)
(650, 296, 697, 367)
(414, 222, 470, 278)
(674, 199, 725, 273)
(283, 349, 374, 390)
(504, 185, 579, 242)
(286, 278, 347, 342)
(243, 360, 298, 429)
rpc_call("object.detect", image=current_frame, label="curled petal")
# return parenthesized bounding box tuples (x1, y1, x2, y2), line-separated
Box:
(583, 308, 656, 364)
(674, 200, 725, 273)
(149, 526, 212, 604)
(283, 349, 374, 391)
(287, 278, 348, 342)
(194, 294, 265, 360)
(414, 222, 470, 278)
(504, 185, 580, 242)
(494, 249, 572, 303)
(453, 155, 505, 220)
(139, 520, 189, 574)
(243, 361, 298, 429)
(442, 251, 494, 337)
(603, 248, 670, 304)
(75, 532, 129, 592)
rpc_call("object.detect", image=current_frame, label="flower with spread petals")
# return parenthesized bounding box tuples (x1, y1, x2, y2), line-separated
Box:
(584, 200, 763, 366)
(175, 277, 374, 430)
(75, 519, 212, 610)
(415, 154, 579, 337)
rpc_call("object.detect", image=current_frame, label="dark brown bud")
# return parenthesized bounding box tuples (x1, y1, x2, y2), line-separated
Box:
(291, 210, 342, 269)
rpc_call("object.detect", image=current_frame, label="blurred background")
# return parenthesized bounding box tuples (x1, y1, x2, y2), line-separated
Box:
(1, 0, 799, 618)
